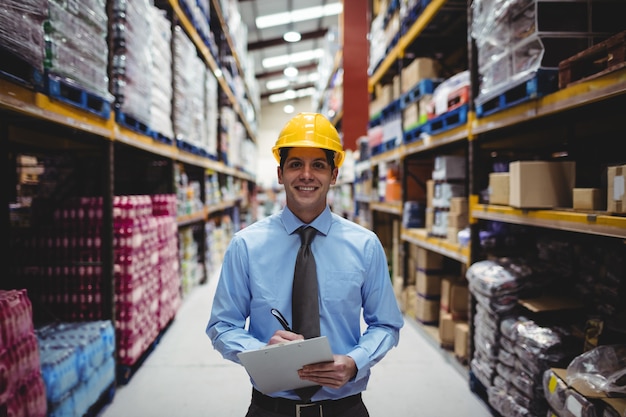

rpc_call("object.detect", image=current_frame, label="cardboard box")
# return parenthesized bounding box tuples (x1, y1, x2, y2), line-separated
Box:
(379, 83, 394, 105)
(439, 312, 464, 349)
(402, 285, 417, 316)
(440, 276, 466, 313)
(403, 102, 419, 130)
(432, 182, 466, 208)
(415, 246, 444, 271)
(17, 166, 45, 184)
(449, 197, 468, 215)
(415, 294, 440, 324)
(607, 164, 626, 213)
(432, 155, 466, 181)
(426, 179, 435, 207)
(369, 97, 386, 118)
(416, 270, 442, 298)
(454, 322, 469, 361)
(509, 161, 576, 208)
(573, 188, 602, 210)
(447, 212, 468, 229)
(488, 172, 510, 205)
(401, 58, 441, 94)
(17, 154, 38, 166)
(549, 368, 626, 417)
(446, 227, 459, 244)
(449, 283, 469, 319)
(392, 74, 401, 100)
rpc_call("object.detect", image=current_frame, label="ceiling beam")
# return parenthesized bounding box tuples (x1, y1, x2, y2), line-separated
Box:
(248, 28, 328, 51)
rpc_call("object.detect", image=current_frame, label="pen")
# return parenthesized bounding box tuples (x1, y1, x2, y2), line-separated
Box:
(270, 308, 292, 332)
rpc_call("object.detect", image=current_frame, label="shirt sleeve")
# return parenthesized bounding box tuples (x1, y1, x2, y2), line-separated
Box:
(349, 235, 404, 381)
(206, 236, 266, 363)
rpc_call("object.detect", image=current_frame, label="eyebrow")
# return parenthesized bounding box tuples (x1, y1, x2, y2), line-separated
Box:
(287, 156, 327, 163)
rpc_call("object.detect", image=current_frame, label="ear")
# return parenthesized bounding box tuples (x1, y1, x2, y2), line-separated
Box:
(330, 167, 338, 185)
(277, 166, 284, 184)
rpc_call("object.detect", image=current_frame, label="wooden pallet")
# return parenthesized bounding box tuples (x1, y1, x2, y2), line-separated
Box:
(559, 30, 626, 88)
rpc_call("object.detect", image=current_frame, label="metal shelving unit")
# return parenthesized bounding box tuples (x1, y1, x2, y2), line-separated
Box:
(2, 1, 258, 388)
(365, 3, 626, 407)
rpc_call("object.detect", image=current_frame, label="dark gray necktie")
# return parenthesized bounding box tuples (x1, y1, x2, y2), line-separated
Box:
(292, 226, 321, 400)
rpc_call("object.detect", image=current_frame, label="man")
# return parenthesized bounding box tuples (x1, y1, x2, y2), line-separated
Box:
(207, 112, 404, 417)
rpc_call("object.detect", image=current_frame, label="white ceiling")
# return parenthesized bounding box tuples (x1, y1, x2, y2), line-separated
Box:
(237, 0, 343, 102)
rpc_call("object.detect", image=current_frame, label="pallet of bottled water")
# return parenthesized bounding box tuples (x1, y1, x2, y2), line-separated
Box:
(37, 320, 116, 417)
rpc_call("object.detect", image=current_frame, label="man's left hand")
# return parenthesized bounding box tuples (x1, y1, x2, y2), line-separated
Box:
(297, 354, 357, 389)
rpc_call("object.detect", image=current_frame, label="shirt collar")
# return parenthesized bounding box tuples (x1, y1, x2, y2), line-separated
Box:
(281, 205, 332, 236)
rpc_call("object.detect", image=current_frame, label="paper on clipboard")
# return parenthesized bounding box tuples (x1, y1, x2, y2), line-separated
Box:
(237, 336, 333, 395)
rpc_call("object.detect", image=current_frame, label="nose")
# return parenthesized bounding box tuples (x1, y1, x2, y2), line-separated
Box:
(299, 163, 314, 179)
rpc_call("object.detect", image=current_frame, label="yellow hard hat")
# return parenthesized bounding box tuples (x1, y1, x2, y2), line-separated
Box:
(272, 112, 345, 168)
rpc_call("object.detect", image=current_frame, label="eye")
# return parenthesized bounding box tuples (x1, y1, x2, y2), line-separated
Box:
(287, 160, 303, 169)
(313, 161, 329, 169)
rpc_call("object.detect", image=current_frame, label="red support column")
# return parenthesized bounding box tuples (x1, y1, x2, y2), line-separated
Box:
(341, 0, 369, 152)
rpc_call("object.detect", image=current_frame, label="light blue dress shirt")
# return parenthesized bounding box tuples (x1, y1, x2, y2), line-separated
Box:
(207, 205, 404, 401)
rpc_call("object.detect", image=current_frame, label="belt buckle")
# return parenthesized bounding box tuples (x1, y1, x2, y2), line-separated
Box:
(295, 403, 323, 417)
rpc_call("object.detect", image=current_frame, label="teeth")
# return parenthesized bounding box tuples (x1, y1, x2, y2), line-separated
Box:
(299, 187, 315, 191)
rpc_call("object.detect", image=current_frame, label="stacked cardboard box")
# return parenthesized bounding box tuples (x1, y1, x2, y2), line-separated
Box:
(446, 197, 469, 244)
(408, 246, 445, 325)
(429, 155, 467, 238)
(439, 275, 469, 350)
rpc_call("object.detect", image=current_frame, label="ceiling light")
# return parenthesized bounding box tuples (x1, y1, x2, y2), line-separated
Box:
(283, 66, 299, 77)
(283, 104, 295, 114)
(306, 73, 320, 82)
(262, 49, 324, 68)
(268, 87, 317, 103)
(266, 72, 320, 91)
(256, 3, 343, 29)
(266, 79, 290, 90)
(283, 31, 301, 42)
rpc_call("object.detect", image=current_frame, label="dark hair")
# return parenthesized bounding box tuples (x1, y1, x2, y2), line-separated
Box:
(279, 147, 336, 171)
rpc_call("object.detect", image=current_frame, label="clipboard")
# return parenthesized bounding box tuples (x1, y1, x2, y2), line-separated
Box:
(237, 336, 333, 395)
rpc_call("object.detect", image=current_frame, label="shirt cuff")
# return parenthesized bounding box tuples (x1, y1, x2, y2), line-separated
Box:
(348, 347, 371, 381)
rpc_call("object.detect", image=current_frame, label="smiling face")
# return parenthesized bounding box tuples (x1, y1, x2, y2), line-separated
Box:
(277, 147, 338, 224)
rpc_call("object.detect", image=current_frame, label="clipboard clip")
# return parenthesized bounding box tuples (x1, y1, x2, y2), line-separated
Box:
(270, 308, 292, 332)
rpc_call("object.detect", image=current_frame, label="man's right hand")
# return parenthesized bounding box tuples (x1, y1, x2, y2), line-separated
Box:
(267, 330, 304, 345)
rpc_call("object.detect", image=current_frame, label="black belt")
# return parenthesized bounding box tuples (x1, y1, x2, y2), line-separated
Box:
(252, 388, 362, 417)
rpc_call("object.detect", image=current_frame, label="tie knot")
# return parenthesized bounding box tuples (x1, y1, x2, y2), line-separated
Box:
(298, 226, 316, 246)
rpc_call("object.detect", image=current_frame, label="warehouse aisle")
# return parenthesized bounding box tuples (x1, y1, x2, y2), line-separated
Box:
(98, 273, 494, 417)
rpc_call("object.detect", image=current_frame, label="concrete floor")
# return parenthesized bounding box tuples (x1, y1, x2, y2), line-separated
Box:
(98, 274, 494, 417)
